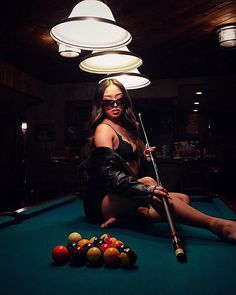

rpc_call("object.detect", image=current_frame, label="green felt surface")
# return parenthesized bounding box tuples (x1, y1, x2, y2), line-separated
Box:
(0, 197, 236, 295)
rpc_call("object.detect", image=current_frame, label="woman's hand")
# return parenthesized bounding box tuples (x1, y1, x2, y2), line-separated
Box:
(143, 145, 156, 162)
(151, 186, 169, 204)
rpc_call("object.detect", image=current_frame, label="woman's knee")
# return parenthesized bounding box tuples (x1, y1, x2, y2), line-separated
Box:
(169, 192, 190, 204)
(138, 176, 157, 186)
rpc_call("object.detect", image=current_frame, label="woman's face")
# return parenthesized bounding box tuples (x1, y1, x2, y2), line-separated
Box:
(101, 84, 125, 120)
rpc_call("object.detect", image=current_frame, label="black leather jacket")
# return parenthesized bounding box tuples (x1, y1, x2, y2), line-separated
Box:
(83, 147, 155, 222)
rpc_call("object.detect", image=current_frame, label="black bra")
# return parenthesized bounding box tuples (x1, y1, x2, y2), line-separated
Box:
(102, 124, 140, 161)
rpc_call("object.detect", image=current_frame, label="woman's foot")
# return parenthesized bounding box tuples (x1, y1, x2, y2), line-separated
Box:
(211, 218, 236, 242)
(100, 217, 119, 228)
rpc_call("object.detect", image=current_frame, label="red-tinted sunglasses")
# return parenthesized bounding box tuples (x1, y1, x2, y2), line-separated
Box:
(101, 98, 127, 108)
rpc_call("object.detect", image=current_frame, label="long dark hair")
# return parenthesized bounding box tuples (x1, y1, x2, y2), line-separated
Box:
(89, 79, 142, 145)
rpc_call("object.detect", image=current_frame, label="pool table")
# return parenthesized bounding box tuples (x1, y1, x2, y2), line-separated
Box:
(0, 194, 236, 295)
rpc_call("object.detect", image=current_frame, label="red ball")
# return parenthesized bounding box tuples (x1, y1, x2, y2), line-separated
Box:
(99, 243, 111, 253)
(51, 245, 69, 264)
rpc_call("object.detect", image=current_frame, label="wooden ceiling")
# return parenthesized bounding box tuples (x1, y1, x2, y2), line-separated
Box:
(0, 0, 236, 84)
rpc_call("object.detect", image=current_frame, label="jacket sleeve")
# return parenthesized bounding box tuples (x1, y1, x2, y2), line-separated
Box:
(88, 147, 156, 206)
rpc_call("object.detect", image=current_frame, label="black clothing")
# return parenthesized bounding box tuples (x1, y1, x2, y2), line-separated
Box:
(83, 147, 156, 223)
(101, 123, 140, 161)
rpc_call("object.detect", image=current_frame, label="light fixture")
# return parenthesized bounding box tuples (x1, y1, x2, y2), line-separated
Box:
(58, 43, 81, 58)
(195, 91, 202, 95)
(21, 122, 28, 133)
(217, 23, 236, 48)
(79, 46, 142, 74)
(50, 0, 132, 50)
(99, 69, 151, 90)
(194, 101, 200, 105)
(193, 109, 198, 113)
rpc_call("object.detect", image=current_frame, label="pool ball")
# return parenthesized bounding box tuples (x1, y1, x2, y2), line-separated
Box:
(78, 239, 90, 248)
(87, 247, 102, 263)
(117, 244, 129, 252)
(102, 234, 112, 244)
(82, 242, 94, 253)
(67, 242, 77, 252)
(70, 245, 86, 265)
(100, 233, 110, 240)
(110, 237, 118, 243)
(110, 240, 123, 248)
(99, 243, 111, 253)
(51, 245, 69, 264)
(119, 248, 137, 267)
(89, 236, 99, 244)
(103, 247, 120, 266)
(68, 232, 82, 244)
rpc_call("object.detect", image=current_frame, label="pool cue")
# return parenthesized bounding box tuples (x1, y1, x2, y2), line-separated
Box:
(138, 113, 185, 261)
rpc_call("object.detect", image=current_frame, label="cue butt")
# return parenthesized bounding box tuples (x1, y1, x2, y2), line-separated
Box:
(172, 232, 186, 262)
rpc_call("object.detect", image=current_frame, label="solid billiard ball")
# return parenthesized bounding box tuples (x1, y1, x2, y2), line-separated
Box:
(119, 248, 137, 267)
(82, 242, 94, 253)
(110, 237, 118, 244)
(99, 243, 110, 253)
(51, 245, 69, 264)
(67, 242, 77, 252)
(78, 239, 90, 248)
(117, 244, 129, 252)
(68, 232, 82, 244)
(70, 245, 86, 265)
(110, 240, 123, 248)
(87, 246, 102, 263)
(103, 247, 120, 266)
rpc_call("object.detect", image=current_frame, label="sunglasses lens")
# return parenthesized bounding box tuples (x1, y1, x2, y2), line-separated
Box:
(102, 99, 126, 108)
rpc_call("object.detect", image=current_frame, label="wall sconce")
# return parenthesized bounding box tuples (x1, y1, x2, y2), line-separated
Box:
(50, 0, 132, 50)
(217, 23, 236, 48)
(21, 122, 28, 133)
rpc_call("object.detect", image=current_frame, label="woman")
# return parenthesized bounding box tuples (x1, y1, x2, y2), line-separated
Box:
(83, 79, 236, 242)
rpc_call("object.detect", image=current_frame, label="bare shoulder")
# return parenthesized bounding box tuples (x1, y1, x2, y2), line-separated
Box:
(95, 123, 115, 135)
(94, 124, 115, 148)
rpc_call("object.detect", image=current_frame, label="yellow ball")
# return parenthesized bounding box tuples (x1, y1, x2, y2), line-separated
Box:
(68, 232, 82, 244)
(78, 239, 90, 247)
(103, 247, 120, 265)
(87, 247, 102, 263)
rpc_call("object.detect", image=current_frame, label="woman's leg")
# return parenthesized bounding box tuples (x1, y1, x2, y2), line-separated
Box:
(136, 177, 236, 242)
(100, 176, 190, 227)
(147, 195, 236, 242)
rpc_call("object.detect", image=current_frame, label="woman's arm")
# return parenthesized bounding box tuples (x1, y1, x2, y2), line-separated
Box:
(94, 124, 114, 149)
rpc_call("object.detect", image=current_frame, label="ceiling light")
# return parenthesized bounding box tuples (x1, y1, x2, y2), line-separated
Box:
(99, 69, 151, 90)
(193, 109, 198, 112)
(79, 46, 142, 74)
(50, 0, 132, 50)
(194, 101, 200, 105)
(58, 43, 81, 58)
(217, 23, 236, 48)
(196, 91, 202, 95)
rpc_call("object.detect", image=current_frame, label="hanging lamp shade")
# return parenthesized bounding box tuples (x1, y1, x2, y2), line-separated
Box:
(99, 69, 151, 90)
(217, 23, 236, 48)
(50, 0, 132, 50)
(58, 43, 81, 58)
(79, 46, 142, 74)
